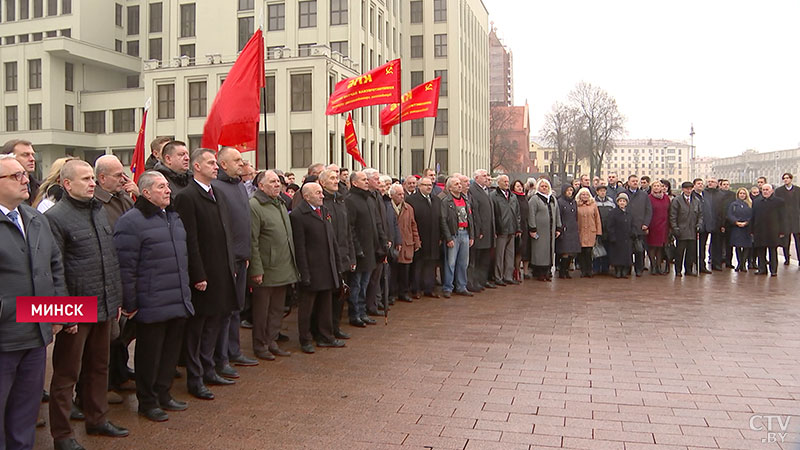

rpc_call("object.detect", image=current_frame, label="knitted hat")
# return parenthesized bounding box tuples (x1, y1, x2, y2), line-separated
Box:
(616, 192, 629, 203)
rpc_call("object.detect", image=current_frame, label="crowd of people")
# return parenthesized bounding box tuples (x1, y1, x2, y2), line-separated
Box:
(1, 137, 798, 450)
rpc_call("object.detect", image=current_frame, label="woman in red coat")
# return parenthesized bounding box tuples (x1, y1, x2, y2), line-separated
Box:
(647, 180, 671, 275)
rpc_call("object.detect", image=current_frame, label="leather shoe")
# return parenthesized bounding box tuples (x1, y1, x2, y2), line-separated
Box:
(700, 268, 712, 274)
(424, 292, 440, 298)
(398, 295, 412, 303)
(42, 390, 50, 403)
(70, 402, 85, 421)
(494, 280, 507, 286)
(159, 398, 188, 411)
(675, 272, 682, 277)
(360, 316, 377, 325)
(204, 373, 235, 386)
(455, 290, 474, 297)
(240, 319, 254, 329)
(484, 282, 497, 289)
(349, 318, 366, 327)
(301, 344, 315, 354)
(138, 408, 169, 422)
(188, 385, 214, 400)
(334, 330, 351, 339)
(412, 292, 421, 299)
(216, 364, 239, 379)
(277, 332, 289, 342)
(230, 354, 258, 367)
(269, 345, 291, 357)
(442, 291, 452, 298)
(86, 421, 129, 437)
(503, 279, 520, 285)
(317, 339, 345, 348)
(54, 438, 85, 450)
(255, 351, 275, 361)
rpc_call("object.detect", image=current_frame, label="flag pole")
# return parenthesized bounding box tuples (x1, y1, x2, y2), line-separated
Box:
(426, 116, 438, 170)
(261, 88, 267, 169)
(397, 101, 402, 178)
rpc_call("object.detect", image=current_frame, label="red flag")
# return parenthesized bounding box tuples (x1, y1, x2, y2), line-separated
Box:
(380, 77, 441, 135)
(344, 113, 366, 167)
(202, 30, 265, 152)
(130, 99, 150, 184)
(326, 59, 401, 115)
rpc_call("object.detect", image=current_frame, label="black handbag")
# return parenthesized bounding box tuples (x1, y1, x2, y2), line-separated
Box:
(633, 236, 645, 254)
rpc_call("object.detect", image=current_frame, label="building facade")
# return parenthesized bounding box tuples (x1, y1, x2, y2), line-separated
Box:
(529, 137, 589, 181)
(712, 148, 800, 185)
(600, 139, 692, 188)
(488, 24, 510, 107)
(0, 0, 490, 178)
(489, 102, 530, 174)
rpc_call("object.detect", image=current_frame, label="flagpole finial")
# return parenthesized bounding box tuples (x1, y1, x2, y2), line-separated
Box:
(144, 97, 152, 111)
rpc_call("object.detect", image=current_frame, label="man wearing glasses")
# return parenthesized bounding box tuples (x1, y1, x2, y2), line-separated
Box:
(775, 172, 800, 266)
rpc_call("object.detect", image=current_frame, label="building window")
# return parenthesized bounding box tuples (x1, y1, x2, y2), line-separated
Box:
(330, 0, 347, 25)
(369, 6, 374, 34)
(180, 3, 195, 37)
(32, 32, 43, 41)
(28, 104, 42, 130)
(115, 39, 123, 52)
(6, 0, 15, 20)
(330, 40, 348, 57)
(5, 37, 15, 45)
(33, 0, 43, 17)
(299, 1, 316, 28)
(157, 84, 175, 119)
(5, 62, 17, 92)
(435, 148, 448, 173)
(434, 34, 447, 57)
(298, 43, 315, 57)
(434, 109, 448, 135)
(115, 3, 122, 26)
(410, 35, 423, 58)
(265, 76, 275, 113)
(188, 81, 207, 117)
(238, 0, 254, 11)
(18, 35, 30, 43)
(20, 0, 28, 19)
(126, 40, 139, 57)
(84, 111, 105, 133)
(434, 69, 447, 96)
(63, 0, 71, 14)
(112, 109, 135, 133)
(291, 131, 313, 168)
(411, 119, 424, 136)
(433, 0, 446, 22)
(47, 0, 57, 15)
(266, 45, 282, 60)
(65, 105, 74, 131)
(410, 0, 422, 23)
(65, 62, 74, 91)
(411, 71, 423, 88)
(127, 6, 139, 35)
(6, 106, 18, 132)
(149, 38, 162, 61)
(268, 3, 285, 31)
(238, 16, 254, 51)
(263, 132, 276, 169)
(46, 30, 57, 37)
(377, 13, 382, 39)
(126, 75, 139, 88)
(149, 2, 162, 32)
(179, 44, 195, 63)
(411, 149, 424, 175)
(291, 74, 312, 112)
(28, 60, 41, 90)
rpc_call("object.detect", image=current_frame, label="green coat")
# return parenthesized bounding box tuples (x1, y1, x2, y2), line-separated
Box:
(248, 190, 299, 287)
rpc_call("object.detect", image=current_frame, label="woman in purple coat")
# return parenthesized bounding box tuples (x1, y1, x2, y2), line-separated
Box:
(647, 181, 671, 275)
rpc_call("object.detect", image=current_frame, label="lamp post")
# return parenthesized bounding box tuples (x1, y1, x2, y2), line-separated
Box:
(689, 124, 695, 179)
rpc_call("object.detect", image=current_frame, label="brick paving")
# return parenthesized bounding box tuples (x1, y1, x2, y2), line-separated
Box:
(34, 267, 800, 449)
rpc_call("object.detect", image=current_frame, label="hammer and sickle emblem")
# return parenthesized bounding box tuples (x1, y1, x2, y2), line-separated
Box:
(425, 83, 433, 91)
(390, 104, 398, 111)
(385, 65, 394, 75)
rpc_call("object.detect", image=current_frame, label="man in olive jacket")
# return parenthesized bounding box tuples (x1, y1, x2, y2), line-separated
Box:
(248, 170, 299, 360)
(669, 181, 704, 277)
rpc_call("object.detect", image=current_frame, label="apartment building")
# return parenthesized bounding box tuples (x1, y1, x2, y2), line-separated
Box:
(600, 139, 692, 187)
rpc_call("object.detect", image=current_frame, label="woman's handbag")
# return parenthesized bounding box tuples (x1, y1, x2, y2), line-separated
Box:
(592, 240, 607, 258)
(633, 236, 645, 254)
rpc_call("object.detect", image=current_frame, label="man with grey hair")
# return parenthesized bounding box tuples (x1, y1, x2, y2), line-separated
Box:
(752, 183, 787, 276)
(364, 168, 391, 316)
(491, 174, 521, 284)
(403, 175, 417, 198)
(440, 176, 474, 298)
(467, 169, 495, 291)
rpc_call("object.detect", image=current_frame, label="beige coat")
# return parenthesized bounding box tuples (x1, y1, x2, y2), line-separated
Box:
(577, 201, 603, 248)
(396, 201, 421, 264)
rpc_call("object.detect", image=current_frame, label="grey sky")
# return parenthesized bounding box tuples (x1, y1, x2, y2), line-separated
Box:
(484, 0, 800, 158)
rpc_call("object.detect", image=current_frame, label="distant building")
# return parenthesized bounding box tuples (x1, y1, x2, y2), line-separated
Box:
(712, 148, 800, 185)
(490, 103, 530, 174)
(528, 137, 589, 181)
(488, 25, 512, 107)
(600, 139, 692, 188)
(693, 156, 717, 181)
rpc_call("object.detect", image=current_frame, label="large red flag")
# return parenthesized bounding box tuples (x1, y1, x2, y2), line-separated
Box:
(130, 98, 151, 183)
(380, 77, 441, 135)
(326, 59, 401, 115)
(344, 113, 366, 167)
(202, 30, 265, 152)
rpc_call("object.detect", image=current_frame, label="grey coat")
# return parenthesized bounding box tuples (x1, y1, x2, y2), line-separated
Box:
(468, 182, 495, 248)
(528, 192, 562, 267)
(212, 170, 251, 261)
(491, 188, 521, 235)
(669, 194, 703, 240)
(624, 188, 653, 236)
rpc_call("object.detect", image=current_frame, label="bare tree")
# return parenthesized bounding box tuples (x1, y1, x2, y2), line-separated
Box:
(568, 82, 625, 179)
(489, 105, 519, 173)
(540, 102, 580, 182)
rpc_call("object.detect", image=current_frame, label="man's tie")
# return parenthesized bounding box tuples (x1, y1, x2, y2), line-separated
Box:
(208, 187, 216, 201)
(7, 210, 24, 238)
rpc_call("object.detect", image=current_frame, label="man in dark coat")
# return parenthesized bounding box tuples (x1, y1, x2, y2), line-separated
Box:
(669, 181, 703, 277)
(45, 159, 129, 448)
(492, 175, 521, 284)
(692, 178, 715, 273)
(704, 178, 727, 270)
(291, 183, 345, 353)
(364, 169, 390, 316)
(751, 184, 787, 276)
(775, 172, 800, 265)
(0, 155, 71, 450)
(406, 176, 443, 298)
(154, 140, 191, 200)
(321, 169, 355, 340)
(114, 171, 194, 423)
(174, 149, 238, 400)
(2, 139, 41, 206)
(624, 175, 653, 276)
(211, 148, 258, 380)
(716, 180, 737, 268)
(467, 169, 495, 290)
(144, 136, 171, 171)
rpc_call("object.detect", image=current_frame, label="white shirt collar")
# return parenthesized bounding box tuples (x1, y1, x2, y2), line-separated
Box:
(194, 179, 211, 192)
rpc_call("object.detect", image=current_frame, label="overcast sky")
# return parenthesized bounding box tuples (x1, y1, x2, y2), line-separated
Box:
(483, 0, 800, 158)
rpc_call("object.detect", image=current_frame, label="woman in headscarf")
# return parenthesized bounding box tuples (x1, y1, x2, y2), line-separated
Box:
(575, 188, 602, 278)
(606, 193, 635, 278)
(727, 187, 753, 272)
(528, 179, 562, 281)
(512, 179, 530, 281)
(555, 184, 580, 278)
(647, 180, 671, 275)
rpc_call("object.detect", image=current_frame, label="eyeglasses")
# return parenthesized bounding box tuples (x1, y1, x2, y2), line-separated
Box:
(0, 171, 29, 182)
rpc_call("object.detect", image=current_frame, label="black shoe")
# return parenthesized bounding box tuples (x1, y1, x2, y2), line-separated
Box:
(37, 418, 46, 427)
(70, 402, 85, 421)
(159, 398, 188, 411)
(230, 354, 259, 367)
(54, 438, 85, 450)
(301, 344, 315, 354)
(317, 339, 345, 348)
(349, 318, 366, 327)
(173, 369, 182, 379)
(494, 280, 507, 286)
(277, 333, 290, 342)
(334, 330, 351, 339)
(240, 319, 254, 329)
(42, 390, 50, 403)
(455, 290, 474, 297)
(771, 273, 778, 277)
(784, 260, 791, 266)
(442, 291, 452, 298)
(203, 373, 235, 386)
(138, 408, 169, 422)
(423, 292, 440, 298)
(700, 268, 712, 274)
(484, 282, 497, 289)
(398, 295, 413, 303)
(675, 272, 683, 277)
(85, 421, 129, 438)
(188, 384, 214, 400)
(504, 279, 520, 285)
(255, 351, 276, 361)
(215, 364, 239, 379)
(269, 345, 291, 357)
(360, 316, 377, 325)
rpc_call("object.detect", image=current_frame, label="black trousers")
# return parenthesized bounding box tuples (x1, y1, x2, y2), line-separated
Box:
(108, 318, 135, 389)
(411, 258, 437, 294)
(735, 247, 751, 269)
(781, 232, 800, 263)
(697, 232, 710, 270)
(0, 346, 45, 449)
(756, 246, 778, 274)
(675, 239, 697, 274)
(184, 314, 223, 389)
(390, 261, 411, 297)
(365, 263, 384, 313)
(710, 231, 725, 268)
(135, 318, 186, 410)
(723, 229, 734, 266)
(468, 247, 491, 288)
(298, 289, 334, 345)
(578, 247, 593, 276)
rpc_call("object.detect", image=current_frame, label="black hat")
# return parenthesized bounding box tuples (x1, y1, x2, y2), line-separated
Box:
(681, 181, 694, 189)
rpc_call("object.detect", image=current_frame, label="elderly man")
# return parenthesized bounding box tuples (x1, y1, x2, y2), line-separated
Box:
(406, 176, 443, 298)
(241, 161, 257, 198)
(692, 178, 714, 274)
(364, 169, 391, 316)
(174, 149, 239, 400)
(145, 137, 172, 170)
(440, 176, 474, 298)
(467, 169, 495, 291)
(249, 170, 298, 360)
(491, 175, 521, 284)
(389, 184, 421, 302)
(669, 181, 703, 277)
(114, 171, 194, 422)
(2, 139, 40, 206)
(291, 183, 345, 353)
(154, 141, 191, 199)
(212, 148, 258, 380)
(321, 169, 355, 339)
(752, 184, 787, 276)
(0, 155, 71, 450)
(403, 175, 417, 198)
(579, 174, 595, 196)
(45, 159, 129, 448)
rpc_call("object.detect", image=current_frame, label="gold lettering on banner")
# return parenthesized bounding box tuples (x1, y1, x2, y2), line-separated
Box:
(402, 91, 413, 103)
(346, 74, 373, 89)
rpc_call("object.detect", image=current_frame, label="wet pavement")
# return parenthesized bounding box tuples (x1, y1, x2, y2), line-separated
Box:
(34, 266, 800, 449)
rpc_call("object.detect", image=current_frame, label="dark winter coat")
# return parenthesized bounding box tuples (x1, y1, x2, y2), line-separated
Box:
(290, 201, 341, 291)
(751, 195, 787, 247)
(491, 188, 521, 235)
(154, 161, 191, 200)
(556, 187, 580, 254)
(727, 200, 753, 248)
(624, 188, 653, 237)
(212, 170, 251, 261)
(383, 195, 401, 251)
(323, 188, 356, 272)
(405, 191, 443, 261)
(715, 189, 736, 227)
(113, 197, 194, 324)
(774, 185, 800, 233)
(606, 207, 635, 267)
(174, 180, 237, 316)
(346, 186, 385, 272)
(468, 182, 495, 248)
(45, 195, 122, 322)
(595, 195, 615, 238)
(647, 194, 671, 247)
(514, 192, 530, 261)
(693, 190, 716, 232)
(669, 194, 703, 241)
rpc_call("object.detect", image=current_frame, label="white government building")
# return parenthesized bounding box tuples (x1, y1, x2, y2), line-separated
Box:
(0, 0, 489, 178)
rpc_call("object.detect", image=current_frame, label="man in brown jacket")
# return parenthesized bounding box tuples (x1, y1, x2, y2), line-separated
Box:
(388, 184, 421, 302)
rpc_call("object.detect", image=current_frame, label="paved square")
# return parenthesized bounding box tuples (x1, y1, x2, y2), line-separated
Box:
(35, 268, 800, 449)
